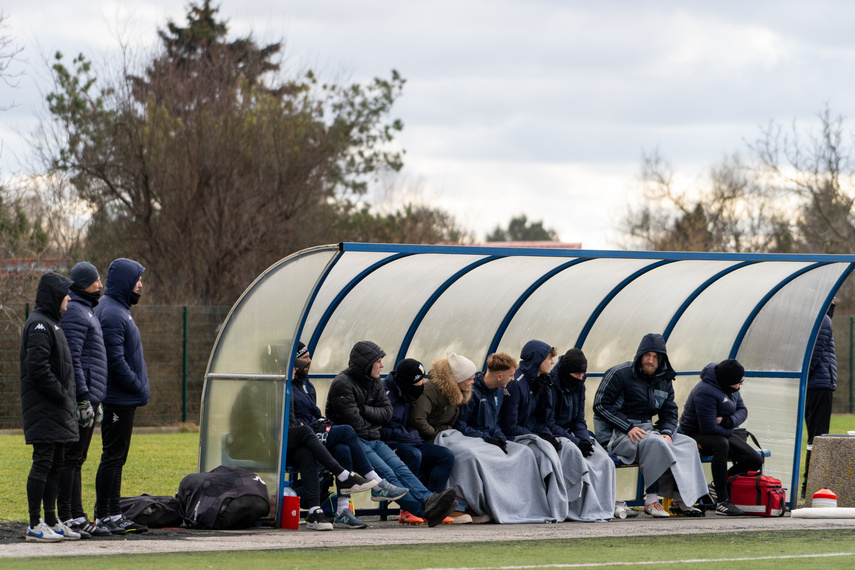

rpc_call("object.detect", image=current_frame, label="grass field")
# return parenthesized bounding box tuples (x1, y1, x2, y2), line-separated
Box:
(1, 530, 855, 569)
(0, 431, 198, 522)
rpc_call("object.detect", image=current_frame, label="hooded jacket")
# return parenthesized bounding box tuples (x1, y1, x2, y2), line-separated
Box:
(95, 258, 149, 407)
(325, 341, 391, 440)
(808, 314, 837, 391)
(409, 357, 471, 442)
(592, 333, 678, 444)
(380, 375, 424, 446)
(20, 272, 79, 444)
(679, 362, 748, 437)
(545, 354, 591, 445)
(499, 339, 551, 438)
(61, 288, 108, 405)
(456, 371, 506, 441)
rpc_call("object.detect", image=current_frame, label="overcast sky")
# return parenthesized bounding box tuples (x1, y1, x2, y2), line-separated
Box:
(3, 1, 855, 248)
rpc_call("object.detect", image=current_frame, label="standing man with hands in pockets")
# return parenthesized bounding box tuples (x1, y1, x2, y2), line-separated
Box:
(94, 258, 149, 534)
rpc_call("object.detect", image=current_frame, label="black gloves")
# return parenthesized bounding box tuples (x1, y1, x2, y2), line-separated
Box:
(486, 437, 508, 454)
(540, 433, 562, 452)
(720, 416, 734, 429)
(578, 438, 594, 457)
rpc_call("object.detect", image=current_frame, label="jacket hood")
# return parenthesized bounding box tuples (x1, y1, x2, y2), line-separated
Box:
(104, 258, 145, 308)
(519, 339, 552, 380)
(699, 362, 719, 388)
(35, 272, 73, 322)
(346, 340, 386, 379)
(632, 333, 672, 376)
(429, 356, 472, 407)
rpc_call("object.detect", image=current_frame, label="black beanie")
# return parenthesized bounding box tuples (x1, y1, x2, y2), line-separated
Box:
(715, 359, 744, 386)
(560, 348, 587, 375)
(70, 261, 100, 290)
(296, 341, 309, 359)
(394, 358, 426, 385)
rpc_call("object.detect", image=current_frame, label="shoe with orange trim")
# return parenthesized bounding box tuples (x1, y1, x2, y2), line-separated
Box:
(398, 510, 425, 525)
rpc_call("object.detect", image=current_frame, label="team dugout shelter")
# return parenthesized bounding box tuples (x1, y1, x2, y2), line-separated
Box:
(199, 242, 854, 523)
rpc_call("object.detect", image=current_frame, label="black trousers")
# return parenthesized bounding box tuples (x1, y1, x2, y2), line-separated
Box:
(28, 442, 66, 527)
(690, 433, 763, 503)
(95, 405, 136, 519)
(58, 420, 96, 522)
(288, 425, 345, 509)
(803, 388, 834, 488)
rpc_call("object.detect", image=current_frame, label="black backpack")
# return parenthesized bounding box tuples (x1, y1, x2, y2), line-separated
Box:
(120, 494, 183, 528)
(177, 466, 271, 530)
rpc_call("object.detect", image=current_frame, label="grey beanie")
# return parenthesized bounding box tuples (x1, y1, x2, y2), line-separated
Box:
(69, 261, 100, 290)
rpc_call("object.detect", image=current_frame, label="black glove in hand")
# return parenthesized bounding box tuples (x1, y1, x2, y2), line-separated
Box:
(540, 433, 562, 452)
(486, 436, 508, 454)
(578, 438, 594, 457)
(720, 415, 734, 429)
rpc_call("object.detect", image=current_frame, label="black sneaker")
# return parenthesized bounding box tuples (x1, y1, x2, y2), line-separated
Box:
(707, 482, 718, 504)
(116, 516, 148, 534)
(424, 488, 457, 528)
(669, 502, 705, 517)
(79, 520, 113, 537)
(716, 501, 745, 516)
(339, 473, 378, 495)
(99, 519, 126, 535)
(66, 521, 92, 539)
(306, 510, 333, 531)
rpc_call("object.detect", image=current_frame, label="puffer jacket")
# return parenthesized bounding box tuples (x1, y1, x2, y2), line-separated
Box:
(325, 341, 391, 440)
(380, 376, 424, 446)
(547, 354, 591, 445)
(593, 333, 678, 444)
(499, 339, 551, 438)
(456, 372, 506, 441)
(679, 362, 748, 437)
(95, 258, 149, 407)
(61, 288, 108, 404)
(808, 314, 837, 391)
(20, 272, 78, 444)
(410, 356, 471, 442)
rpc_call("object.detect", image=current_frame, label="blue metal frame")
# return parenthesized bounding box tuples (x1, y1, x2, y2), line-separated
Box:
(485, 259, 590, 364)
(662, 261, 756, 341)
(396, 256, 501, 365)
(307, 252, 412, 354)
(575, 260, 674, 347)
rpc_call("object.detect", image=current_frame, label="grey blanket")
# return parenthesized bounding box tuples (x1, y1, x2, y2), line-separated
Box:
(559, 438, 616, 522)
(513, 434, 570, 522)
(609, 423, 707, 506)
(434, 429, 557, 524)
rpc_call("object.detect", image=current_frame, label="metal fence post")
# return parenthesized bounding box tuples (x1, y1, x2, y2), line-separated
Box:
(182, 306, 188, 423)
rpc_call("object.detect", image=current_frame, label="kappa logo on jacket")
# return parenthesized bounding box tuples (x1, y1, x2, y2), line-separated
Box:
(54, 325, 60, 331)
(723, 396, 731, 404)
(34, 323, 46, 331)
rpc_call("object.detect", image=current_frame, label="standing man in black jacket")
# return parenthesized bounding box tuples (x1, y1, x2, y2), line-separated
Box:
(20, 272, 81, 542)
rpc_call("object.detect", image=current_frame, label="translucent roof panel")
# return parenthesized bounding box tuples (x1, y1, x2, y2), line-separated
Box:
(499, 258, 656, 368)
(208, 246, 337, 375)
(666, 262, 814, 372)
(581, 260, 741, 371)
(407, 256, 575, 366)
(201, 243, 855, 509)
(310, 253, 489, 374)
(737, 263, 850, 371)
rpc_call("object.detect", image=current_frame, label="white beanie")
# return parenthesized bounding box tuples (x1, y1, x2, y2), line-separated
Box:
(448, 353, 477, 383)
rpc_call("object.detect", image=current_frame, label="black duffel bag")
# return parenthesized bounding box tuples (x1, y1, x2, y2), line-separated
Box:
(177, 465, 271, 530)
(120, 494, 183, 528)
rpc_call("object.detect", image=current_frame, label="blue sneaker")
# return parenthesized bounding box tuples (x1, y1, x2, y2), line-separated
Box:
(50, 521, 81, 540)
(25, 520, 63, 542)
(334, 509, 368, 529)
(370, 479, 408, 502)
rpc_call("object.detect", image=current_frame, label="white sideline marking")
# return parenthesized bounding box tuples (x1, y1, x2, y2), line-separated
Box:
(423, 551, 855, 570)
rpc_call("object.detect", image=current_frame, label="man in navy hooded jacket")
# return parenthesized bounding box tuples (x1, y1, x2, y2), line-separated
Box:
(93, 258, 149, 534)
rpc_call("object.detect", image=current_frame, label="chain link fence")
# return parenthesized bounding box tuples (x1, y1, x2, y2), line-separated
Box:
(0, 305, 230, 428)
